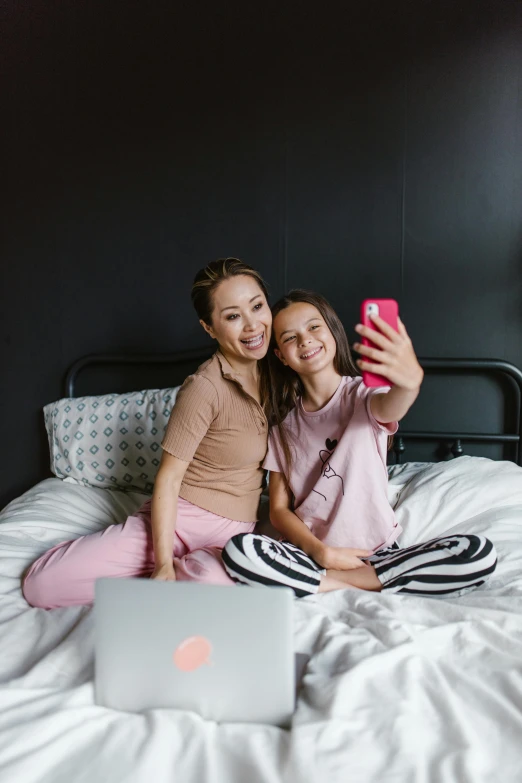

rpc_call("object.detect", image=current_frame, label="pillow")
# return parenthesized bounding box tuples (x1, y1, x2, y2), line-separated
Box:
(386, 461, 429, 508)
(392, 455, 522, 546)
(44, 387, 180, 493)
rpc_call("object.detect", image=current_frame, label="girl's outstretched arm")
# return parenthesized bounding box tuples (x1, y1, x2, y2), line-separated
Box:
(269, 472, 370, 570)
(353, 314, 424, 424)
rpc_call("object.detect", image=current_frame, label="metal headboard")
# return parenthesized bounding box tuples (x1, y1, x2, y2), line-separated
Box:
(64, 353, 522, 467)
(394, 358, 522, 467)
(64, 348, 214, 397)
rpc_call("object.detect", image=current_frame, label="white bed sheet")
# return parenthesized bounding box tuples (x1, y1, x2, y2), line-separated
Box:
(0, 456, 521, 783)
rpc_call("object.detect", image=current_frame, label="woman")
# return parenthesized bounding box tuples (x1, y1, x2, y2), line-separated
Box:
(23, 258, 272, 608)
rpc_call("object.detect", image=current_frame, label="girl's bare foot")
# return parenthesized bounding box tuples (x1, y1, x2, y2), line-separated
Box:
(318, 564, 382, 593)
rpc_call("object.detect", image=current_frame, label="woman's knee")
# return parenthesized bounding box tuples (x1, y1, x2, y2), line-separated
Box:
(22, 562, 55, 609)
(175, 547, 236, 586)
(22, 544, 74, 609)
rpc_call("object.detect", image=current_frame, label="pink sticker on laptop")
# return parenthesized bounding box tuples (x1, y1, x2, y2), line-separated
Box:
(173, 636, 213, 671)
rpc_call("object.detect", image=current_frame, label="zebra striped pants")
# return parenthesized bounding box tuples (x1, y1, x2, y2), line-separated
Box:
(221, 534, 498, 598)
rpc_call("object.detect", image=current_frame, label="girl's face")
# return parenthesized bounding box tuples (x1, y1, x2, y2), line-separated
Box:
(201, 275, 272, 363)
(274, 302, 337, 375)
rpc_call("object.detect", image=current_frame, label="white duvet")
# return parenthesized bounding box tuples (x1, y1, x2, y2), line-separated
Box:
(0, 456, 521, 783)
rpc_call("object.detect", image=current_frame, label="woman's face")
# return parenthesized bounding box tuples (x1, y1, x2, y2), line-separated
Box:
(273, 302, 337, 375)
(201, 275, 272, 363)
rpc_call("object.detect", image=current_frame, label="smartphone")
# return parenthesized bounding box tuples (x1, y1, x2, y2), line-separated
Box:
(360, 298, 399, 387)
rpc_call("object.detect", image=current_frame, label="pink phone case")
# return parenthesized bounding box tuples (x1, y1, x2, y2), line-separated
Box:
(360, 299, 399, 387)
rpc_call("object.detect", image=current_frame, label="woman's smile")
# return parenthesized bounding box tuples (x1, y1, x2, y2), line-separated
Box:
(241, 332, 265, 351)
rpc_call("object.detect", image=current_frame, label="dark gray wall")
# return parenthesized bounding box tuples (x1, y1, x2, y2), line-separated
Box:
(2, 1, 522, 509)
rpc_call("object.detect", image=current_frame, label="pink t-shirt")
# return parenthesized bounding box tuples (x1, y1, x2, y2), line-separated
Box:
(263, 376, 402, 553)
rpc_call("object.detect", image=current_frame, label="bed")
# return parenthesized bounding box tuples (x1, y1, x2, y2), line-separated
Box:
(0, 354, 521, 783)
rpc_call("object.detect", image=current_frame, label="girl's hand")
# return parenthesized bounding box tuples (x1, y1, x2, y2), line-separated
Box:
(317, 546, 372, 571)
(353, 315, 423, 391)
(150, 562, 177, 581)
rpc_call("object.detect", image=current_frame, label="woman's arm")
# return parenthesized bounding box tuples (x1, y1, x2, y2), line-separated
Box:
(152, 374, 218, 579)
(269, 472, 370, 570)
(353, 315, 424, 424)
(150, 451, 190, 580)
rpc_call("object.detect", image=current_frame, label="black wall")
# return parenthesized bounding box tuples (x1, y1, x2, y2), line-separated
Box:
(3, 1, 522, 510)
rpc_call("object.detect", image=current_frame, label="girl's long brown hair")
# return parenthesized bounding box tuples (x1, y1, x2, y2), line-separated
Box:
(266, 290, 359, 481)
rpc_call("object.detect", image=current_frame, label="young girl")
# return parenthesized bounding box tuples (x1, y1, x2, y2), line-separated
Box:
(222, 290, 497, 598)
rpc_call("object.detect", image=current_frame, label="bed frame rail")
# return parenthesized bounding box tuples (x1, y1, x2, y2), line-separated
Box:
(394, 358, 522, 466)
(65, 354, 522, 467)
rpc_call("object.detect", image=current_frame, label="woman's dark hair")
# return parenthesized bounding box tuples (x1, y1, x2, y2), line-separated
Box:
(266, 290, 359, 480)
(191, 258, 271, 412)
(191, 258, 269, 326)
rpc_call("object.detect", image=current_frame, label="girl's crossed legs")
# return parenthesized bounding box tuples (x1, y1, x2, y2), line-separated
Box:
(222, 533, 498, 598)
(23, 498, 249, 609)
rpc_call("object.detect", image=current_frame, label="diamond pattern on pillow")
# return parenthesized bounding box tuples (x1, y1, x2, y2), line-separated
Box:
(44, 387, 180, 493)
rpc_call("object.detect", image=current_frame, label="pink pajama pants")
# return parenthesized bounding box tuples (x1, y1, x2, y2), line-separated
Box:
(22, 497, 254, 609)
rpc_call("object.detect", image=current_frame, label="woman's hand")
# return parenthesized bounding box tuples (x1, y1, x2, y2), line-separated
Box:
(316, 546, 372, 571)
(353, 315, 423, 391)
(150, 562, 177, 581)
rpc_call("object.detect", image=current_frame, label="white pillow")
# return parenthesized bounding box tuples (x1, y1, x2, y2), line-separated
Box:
(392, 455, 522, 545)
(44, 387, 180, 493)
(386, 461, 429, 508)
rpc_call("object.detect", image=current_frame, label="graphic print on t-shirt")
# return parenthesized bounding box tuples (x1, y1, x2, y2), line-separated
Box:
(312, 437, 345, 501)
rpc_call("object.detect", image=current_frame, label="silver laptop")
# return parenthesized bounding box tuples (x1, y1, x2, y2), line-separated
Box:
(94, 578, 295, 726)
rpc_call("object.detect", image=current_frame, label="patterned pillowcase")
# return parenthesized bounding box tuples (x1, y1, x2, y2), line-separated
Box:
(43, 388, 180, 493)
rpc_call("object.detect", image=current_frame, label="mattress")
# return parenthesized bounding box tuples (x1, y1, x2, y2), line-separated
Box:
(0, 456, 521, 783)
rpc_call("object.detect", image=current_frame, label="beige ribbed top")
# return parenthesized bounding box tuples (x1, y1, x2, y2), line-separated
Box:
(161, 352, 268, 522)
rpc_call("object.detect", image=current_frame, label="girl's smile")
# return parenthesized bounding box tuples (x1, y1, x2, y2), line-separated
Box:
(299, 346, 323, 360)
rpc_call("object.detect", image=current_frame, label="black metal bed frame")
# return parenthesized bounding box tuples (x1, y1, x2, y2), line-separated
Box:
(64, 353, 522, 468)
(391, 358, 522, 466)
(65, 348, 214, 398)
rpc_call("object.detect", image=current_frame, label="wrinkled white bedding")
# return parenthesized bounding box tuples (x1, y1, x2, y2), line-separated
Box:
(0, 456, 521, 783)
